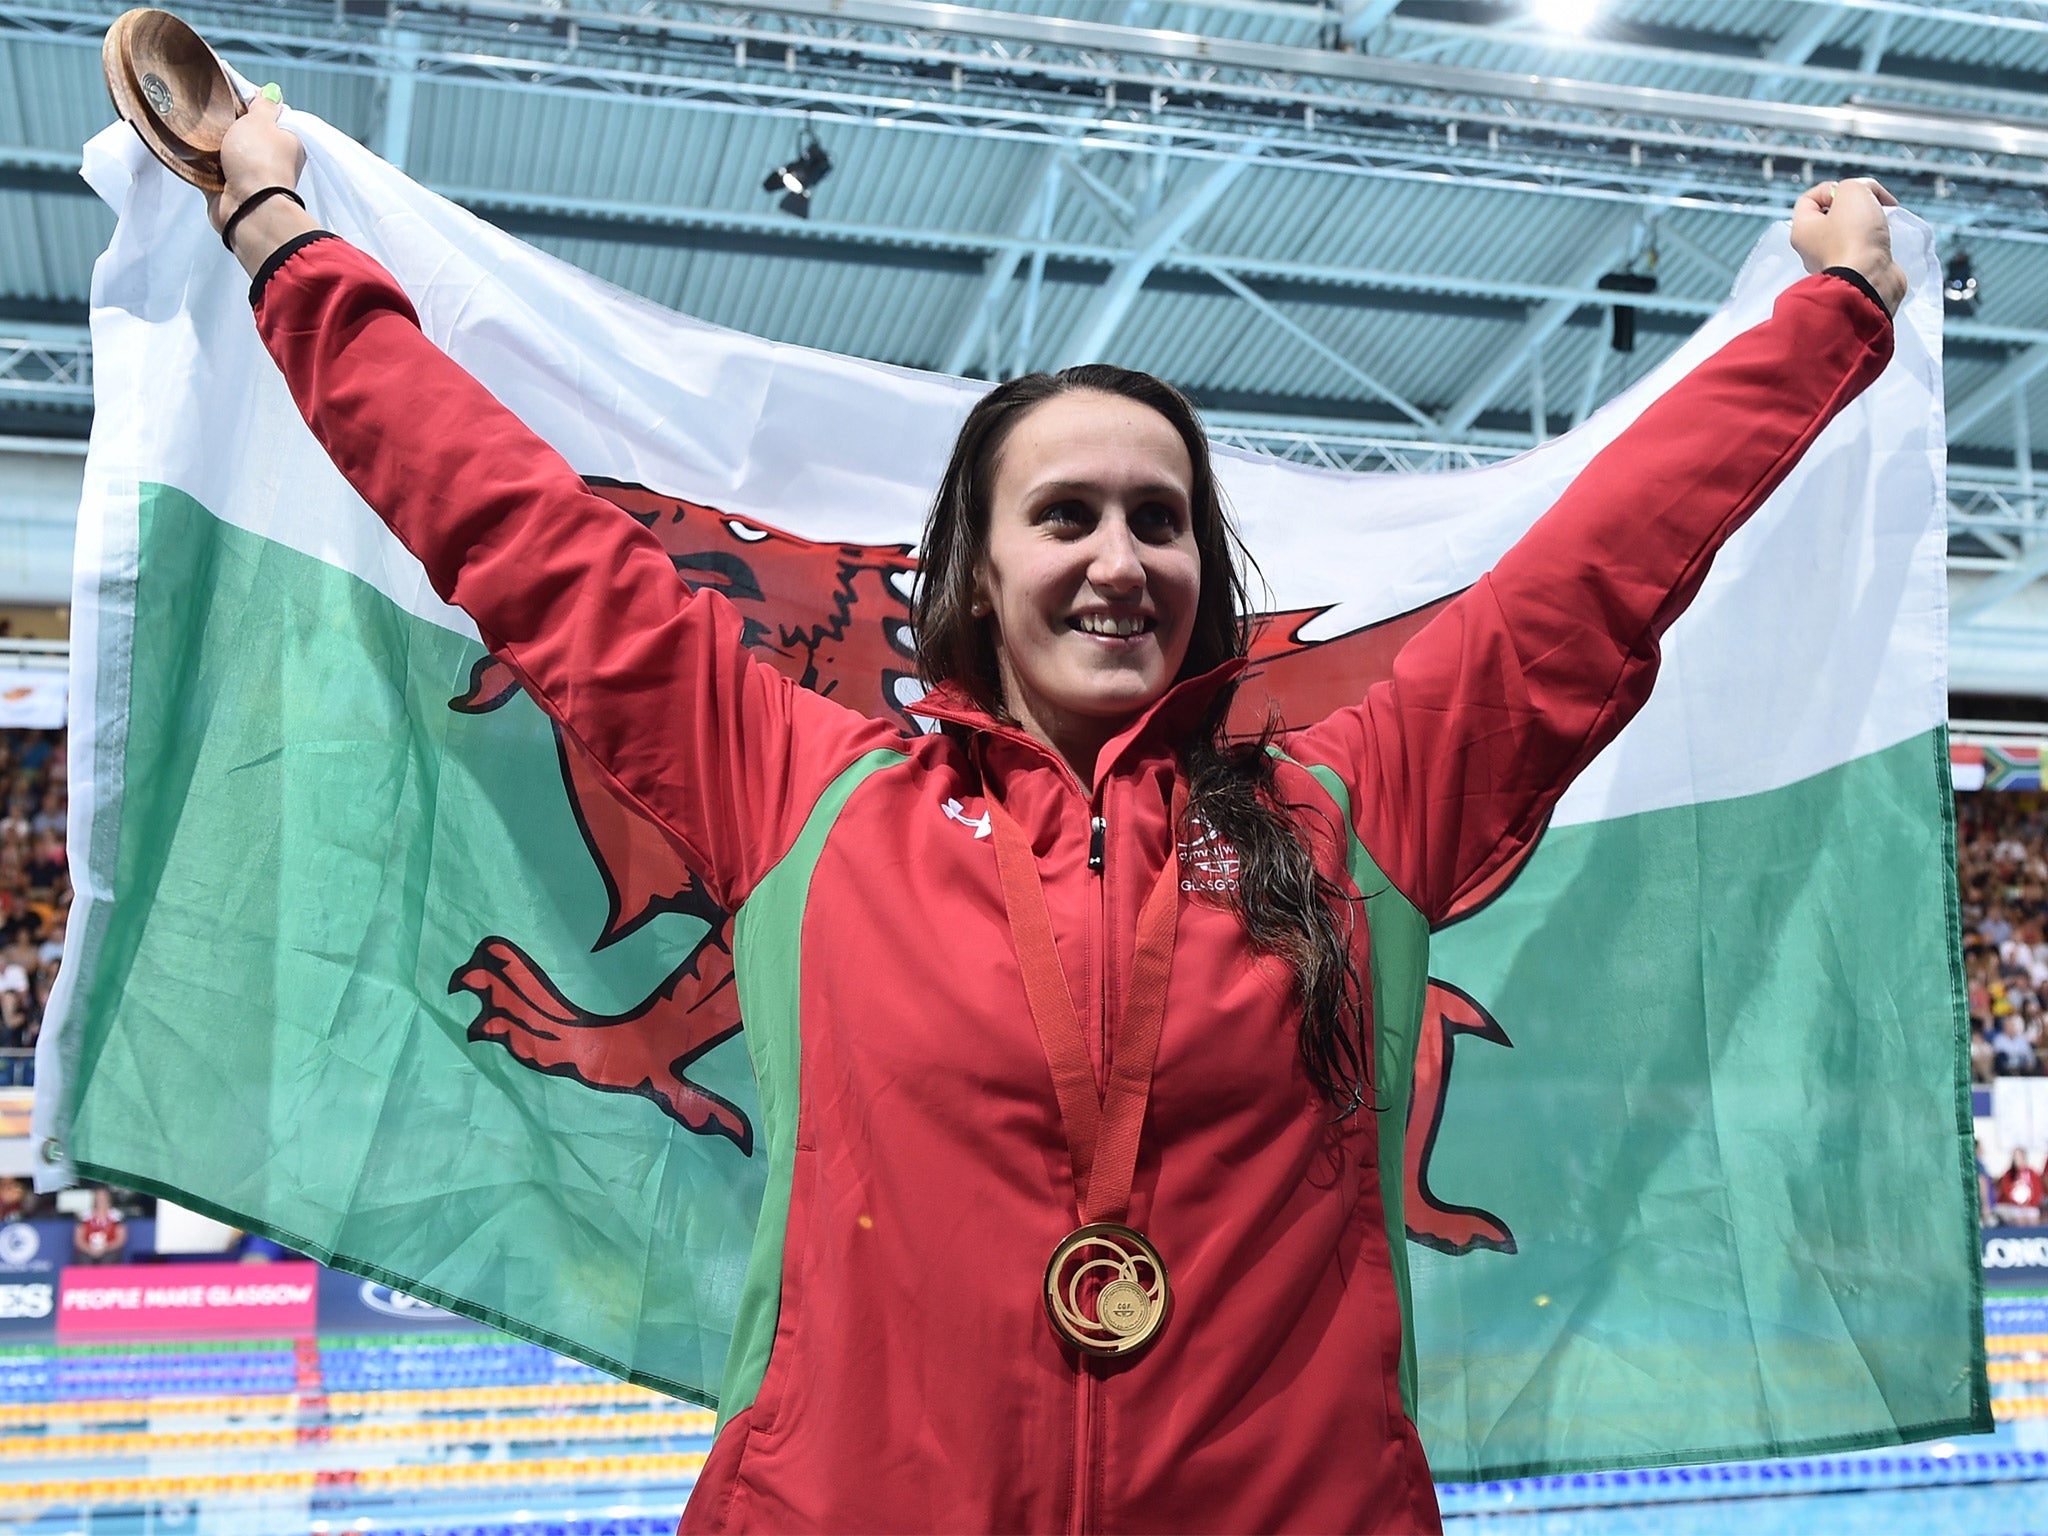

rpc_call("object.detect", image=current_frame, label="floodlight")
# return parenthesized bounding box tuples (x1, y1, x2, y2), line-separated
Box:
(1528, 0, 1602, 33)
(1944, 252, 1979, 315)
(764, 134, 833, 219)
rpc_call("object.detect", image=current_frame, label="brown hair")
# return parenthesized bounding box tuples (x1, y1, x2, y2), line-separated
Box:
(913, 364, 1372, 1115)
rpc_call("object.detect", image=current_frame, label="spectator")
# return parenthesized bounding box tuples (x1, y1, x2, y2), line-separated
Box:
(0, 988, 28, 1073)
(1972, 1024, 1996, 1084)
(1978, 1142, 1999, 1227)
(24, 834, 61, 892)
(0, 1176, 26, 1224)
(1984, 906, 2015, 948)
(3, 924, 35, 977)
(1997, 1152, 2043, 1225)
(1992, 1014, 2038, 1076)
(73, 1187, 127, 1265)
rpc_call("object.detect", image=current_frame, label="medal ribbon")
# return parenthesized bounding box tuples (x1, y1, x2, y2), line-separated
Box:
(987, 785, 1183, 1226)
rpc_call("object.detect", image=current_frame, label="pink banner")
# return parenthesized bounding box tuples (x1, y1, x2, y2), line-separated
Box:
(57, 1262, 320, 1338)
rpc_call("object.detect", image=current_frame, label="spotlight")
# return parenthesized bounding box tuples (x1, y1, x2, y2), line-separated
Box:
(763, 134, 832, 219)
(1597, 270, 1657, 353)
(1528, 0, 1602, 33)
(1944, 252, 1979, 315)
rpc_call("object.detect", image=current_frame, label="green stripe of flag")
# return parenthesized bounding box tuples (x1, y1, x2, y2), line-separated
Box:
(1419, 726, 1985, 1478)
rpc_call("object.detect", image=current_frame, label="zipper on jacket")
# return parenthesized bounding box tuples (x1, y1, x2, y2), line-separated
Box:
(1072, 791, 1113, 1536)
(1070, 1367, 1097, 1536)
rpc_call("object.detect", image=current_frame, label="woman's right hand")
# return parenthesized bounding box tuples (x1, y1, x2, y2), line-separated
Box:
(207, 90, 319, 276)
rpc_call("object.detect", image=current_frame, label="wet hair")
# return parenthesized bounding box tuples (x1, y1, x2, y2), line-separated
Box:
(913, 364, 1371, 1115)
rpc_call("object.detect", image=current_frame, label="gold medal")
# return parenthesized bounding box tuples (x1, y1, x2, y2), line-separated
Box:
(1044, 1222, 1170, 1356)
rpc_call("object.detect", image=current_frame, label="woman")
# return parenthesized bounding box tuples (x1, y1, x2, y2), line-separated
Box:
(207, 95, 1903, 1533)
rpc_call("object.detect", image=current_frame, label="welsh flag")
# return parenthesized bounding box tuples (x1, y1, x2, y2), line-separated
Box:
(36, 107, 1987, 1480)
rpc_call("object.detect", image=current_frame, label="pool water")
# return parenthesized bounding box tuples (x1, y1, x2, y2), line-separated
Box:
(0, 1297, 2038, 1534)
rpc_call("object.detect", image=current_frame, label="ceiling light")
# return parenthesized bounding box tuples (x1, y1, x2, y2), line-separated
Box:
(1944, 252, 1979, 315)
(763, 134, 833, 219)
(1528, 0, 1603, 33)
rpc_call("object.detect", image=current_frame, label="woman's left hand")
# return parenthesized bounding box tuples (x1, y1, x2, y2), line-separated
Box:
(1791, 177, 1909, 315)
(206, 88, 321, 276)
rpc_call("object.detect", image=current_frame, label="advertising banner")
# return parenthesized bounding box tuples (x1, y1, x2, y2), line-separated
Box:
(2, 1254, 490, 1342)
(0, 1276, 54, 1338)
(315, 1265, 481, 1334)
(0, 1218, 68, 1276)
(55, 1260, 319, 1338)
(1983, 1227, 2048, 1290)
(0, 1221, 66, 1338)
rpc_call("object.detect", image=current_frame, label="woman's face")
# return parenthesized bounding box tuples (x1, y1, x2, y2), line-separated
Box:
(975, 391, 1201, 771)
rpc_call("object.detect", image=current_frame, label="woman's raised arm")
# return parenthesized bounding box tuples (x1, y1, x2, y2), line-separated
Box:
(214, 97, 901, 913)
(1286, 181, 1904, 926)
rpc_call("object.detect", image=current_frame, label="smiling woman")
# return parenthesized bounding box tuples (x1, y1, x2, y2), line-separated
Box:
(911, 363, 1374, 1125)
(203, 83, 1910, 1536)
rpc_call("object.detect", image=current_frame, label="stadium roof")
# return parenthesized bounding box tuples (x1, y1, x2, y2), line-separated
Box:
(2, 0, 2046, 612)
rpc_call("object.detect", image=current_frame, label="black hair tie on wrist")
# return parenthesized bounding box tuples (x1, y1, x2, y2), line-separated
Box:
(221, 186, 306, 253)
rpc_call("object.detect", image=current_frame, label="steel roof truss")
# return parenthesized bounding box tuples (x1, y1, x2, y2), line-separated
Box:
(1750, 5, 1840, 102)
(10, 3, 2048, 239)
(0, 332, 2038, 595)
(10, 132, 2045, 356)
(0, 327, 90, 404)
(1051, 156, 1248, 370)
(1950, 344, 2048, 441)
(944, 149, 1067, 378)
(1197, 263, 1436, 431)
(1441, 210, 1645, 434)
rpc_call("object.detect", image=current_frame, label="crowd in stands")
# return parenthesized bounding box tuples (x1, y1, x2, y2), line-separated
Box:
(0, 727, 145, 1251)
(1960, 790, 2048, 1226)
(1961, 791, 2048, 1081)
(0, 729, 68, 1087)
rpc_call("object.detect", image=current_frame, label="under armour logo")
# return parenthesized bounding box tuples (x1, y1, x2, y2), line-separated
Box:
(942, 798, 992, 838)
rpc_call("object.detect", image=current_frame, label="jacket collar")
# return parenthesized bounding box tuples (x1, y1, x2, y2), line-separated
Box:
(910, 657, 1249, 791)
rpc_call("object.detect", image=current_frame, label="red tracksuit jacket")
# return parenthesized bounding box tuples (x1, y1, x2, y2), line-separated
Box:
(253, 232, 1893, 1533)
